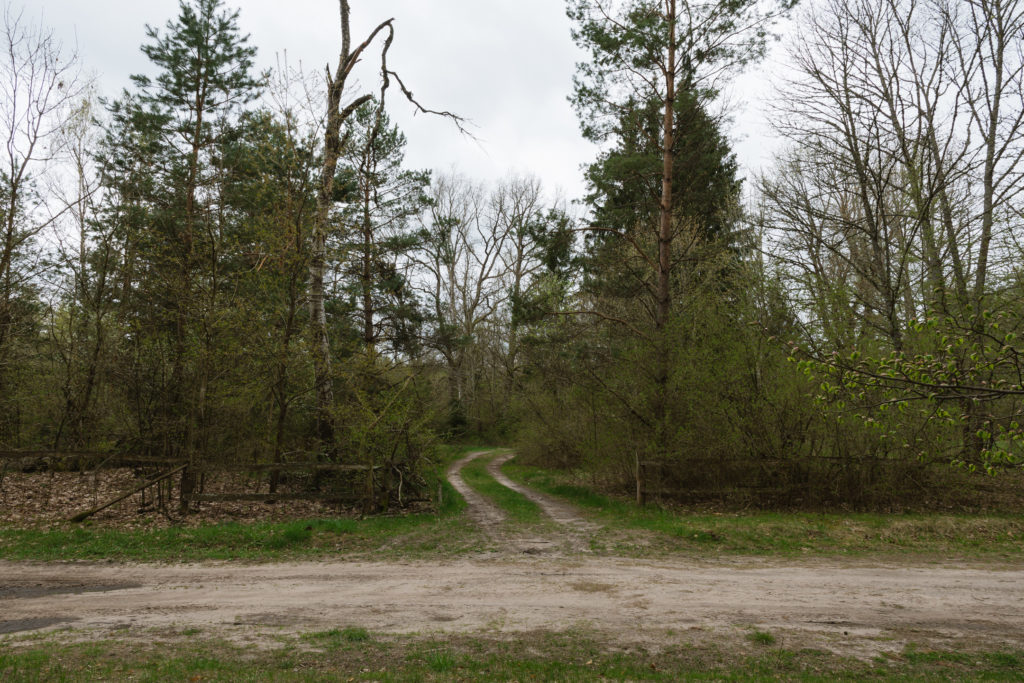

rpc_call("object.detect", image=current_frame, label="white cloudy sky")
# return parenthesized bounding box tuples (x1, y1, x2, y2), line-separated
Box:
(35, 0, 782, 203)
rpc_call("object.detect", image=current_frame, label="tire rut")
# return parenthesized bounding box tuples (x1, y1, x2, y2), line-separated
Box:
(446, 451, 507, 534)
(449, 450, 598, 554)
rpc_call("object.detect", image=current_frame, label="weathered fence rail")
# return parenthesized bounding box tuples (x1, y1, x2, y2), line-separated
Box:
(43, 454, 384, 521)
(183, 463, 382, 503)
(0, 451, 374, 473)
(3, 448, 420, 519)
(193, 462, 379, 473)
(0, 451, 188, 469)
(183, 492, 354, 503)
(69, 465, 188, 522)
(632, 454, 979, 507)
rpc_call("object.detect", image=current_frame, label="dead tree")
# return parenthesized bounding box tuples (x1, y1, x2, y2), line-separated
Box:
(310, 0, 465, 453)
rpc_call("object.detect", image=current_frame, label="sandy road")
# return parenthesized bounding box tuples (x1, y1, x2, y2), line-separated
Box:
(1, 558, 1023, 654)
(448, 449, 597, 554)
(2, 450, 1023, 655)
(446, 450, 507, 531)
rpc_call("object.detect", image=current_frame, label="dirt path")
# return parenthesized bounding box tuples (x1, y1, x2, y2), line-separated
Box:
(486, 452, 594, 529)
(3, 453, 1023, 657)
(449, 449, 598, 555)
(446, 451, 506, 532)
(485, 451, 599, 553)
(2, 559, 1023, 656)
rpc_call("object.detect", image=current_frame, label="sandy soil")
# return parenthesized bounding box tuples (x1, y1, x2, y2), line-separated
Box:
(486, 451, 600, 554)
(2, 558, 1023, 655)
(446, 451, 507, 532)
(2, 450, 1023, 656)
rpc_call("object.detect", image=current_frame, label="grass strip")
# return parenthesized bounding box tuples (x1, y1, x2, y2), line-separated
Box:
(0, 515, 472, 563)
(458, 452, 544, 524)
(1, 631, 1022, 682)
(503, 461, 1024, 559)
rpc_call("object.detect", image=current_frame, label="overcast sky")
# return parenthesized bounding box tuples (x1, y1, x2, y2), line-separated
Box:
(35, 0, 781, 203)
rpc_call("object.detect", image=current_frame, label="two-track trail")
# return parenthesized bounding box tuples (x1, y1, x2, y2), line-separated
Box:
(2, 449, 1023, 657)
(447, 450, 599, 554)
(445, 450, 507, 532)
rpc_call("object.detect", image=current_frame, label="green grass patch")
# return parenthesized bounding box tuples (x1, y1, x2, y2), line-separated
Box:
(504, 461, 1024, 560)
(459, 452, 544, 523)
(0, 446, 485, 563)
(340, 627, 371, 643)
(303, 627, 371, 649)
(427, 445, 475, 517)
(2, 631, 1023, 682)
(748, 630, 776, 645)
(424, 649, 458, 673)
(0, 515, 472, 562)
(902, 646, 1022, 669)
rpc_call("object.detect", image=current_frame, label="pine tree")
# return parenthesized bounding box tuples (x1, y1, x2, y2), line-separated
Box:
(565, 0, 792, 465)
(110, 0, 264, 510)
(338, 100, 430, 362)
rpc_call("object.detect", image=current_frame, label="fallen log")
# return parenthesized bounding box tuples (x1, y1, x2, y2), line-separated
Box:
(68, 464, 188, 523)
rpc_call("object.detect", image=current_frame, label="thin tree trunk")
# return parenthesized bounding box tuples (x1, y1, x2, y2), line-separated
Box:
(178, 104, 204, 514)
(362, 186, 375, 353)
(654, 0, 677, 460)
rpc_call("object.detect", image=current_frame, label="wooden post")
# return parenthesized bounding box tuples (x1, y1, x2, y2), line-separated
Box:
(635, 451, 646, 507)
(179, 464, 196, 515)
(363, 451, 375, 516)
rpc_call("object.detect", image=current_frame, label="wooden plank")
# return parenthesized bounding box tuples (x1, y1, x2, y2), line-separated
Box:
(69, 464, 188, 523)
(195, 462, 380, 473)
(0, 450, 114, 460)
(184, 492, 354, 503)
(0, 451, 188, 468)
(110, 458, 189, 468)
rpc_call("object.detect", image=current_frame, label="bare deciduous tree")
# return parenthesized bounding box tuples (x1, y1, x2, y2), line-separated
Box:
(0, 6, 85, 446)
(759, 0, 1024, 461)
(416, 172, 511, 425)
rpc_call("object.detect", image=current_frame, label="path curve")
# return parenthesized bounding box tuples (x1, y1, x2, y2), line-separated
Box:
(445, 450, 506, 533)
(447, 450, 599, 554)
(486, 451, 599, 552)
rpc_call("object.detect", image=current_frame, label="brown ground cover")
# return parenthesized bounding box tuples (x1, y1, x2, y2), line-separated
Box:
(0, 468, 341, 529)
